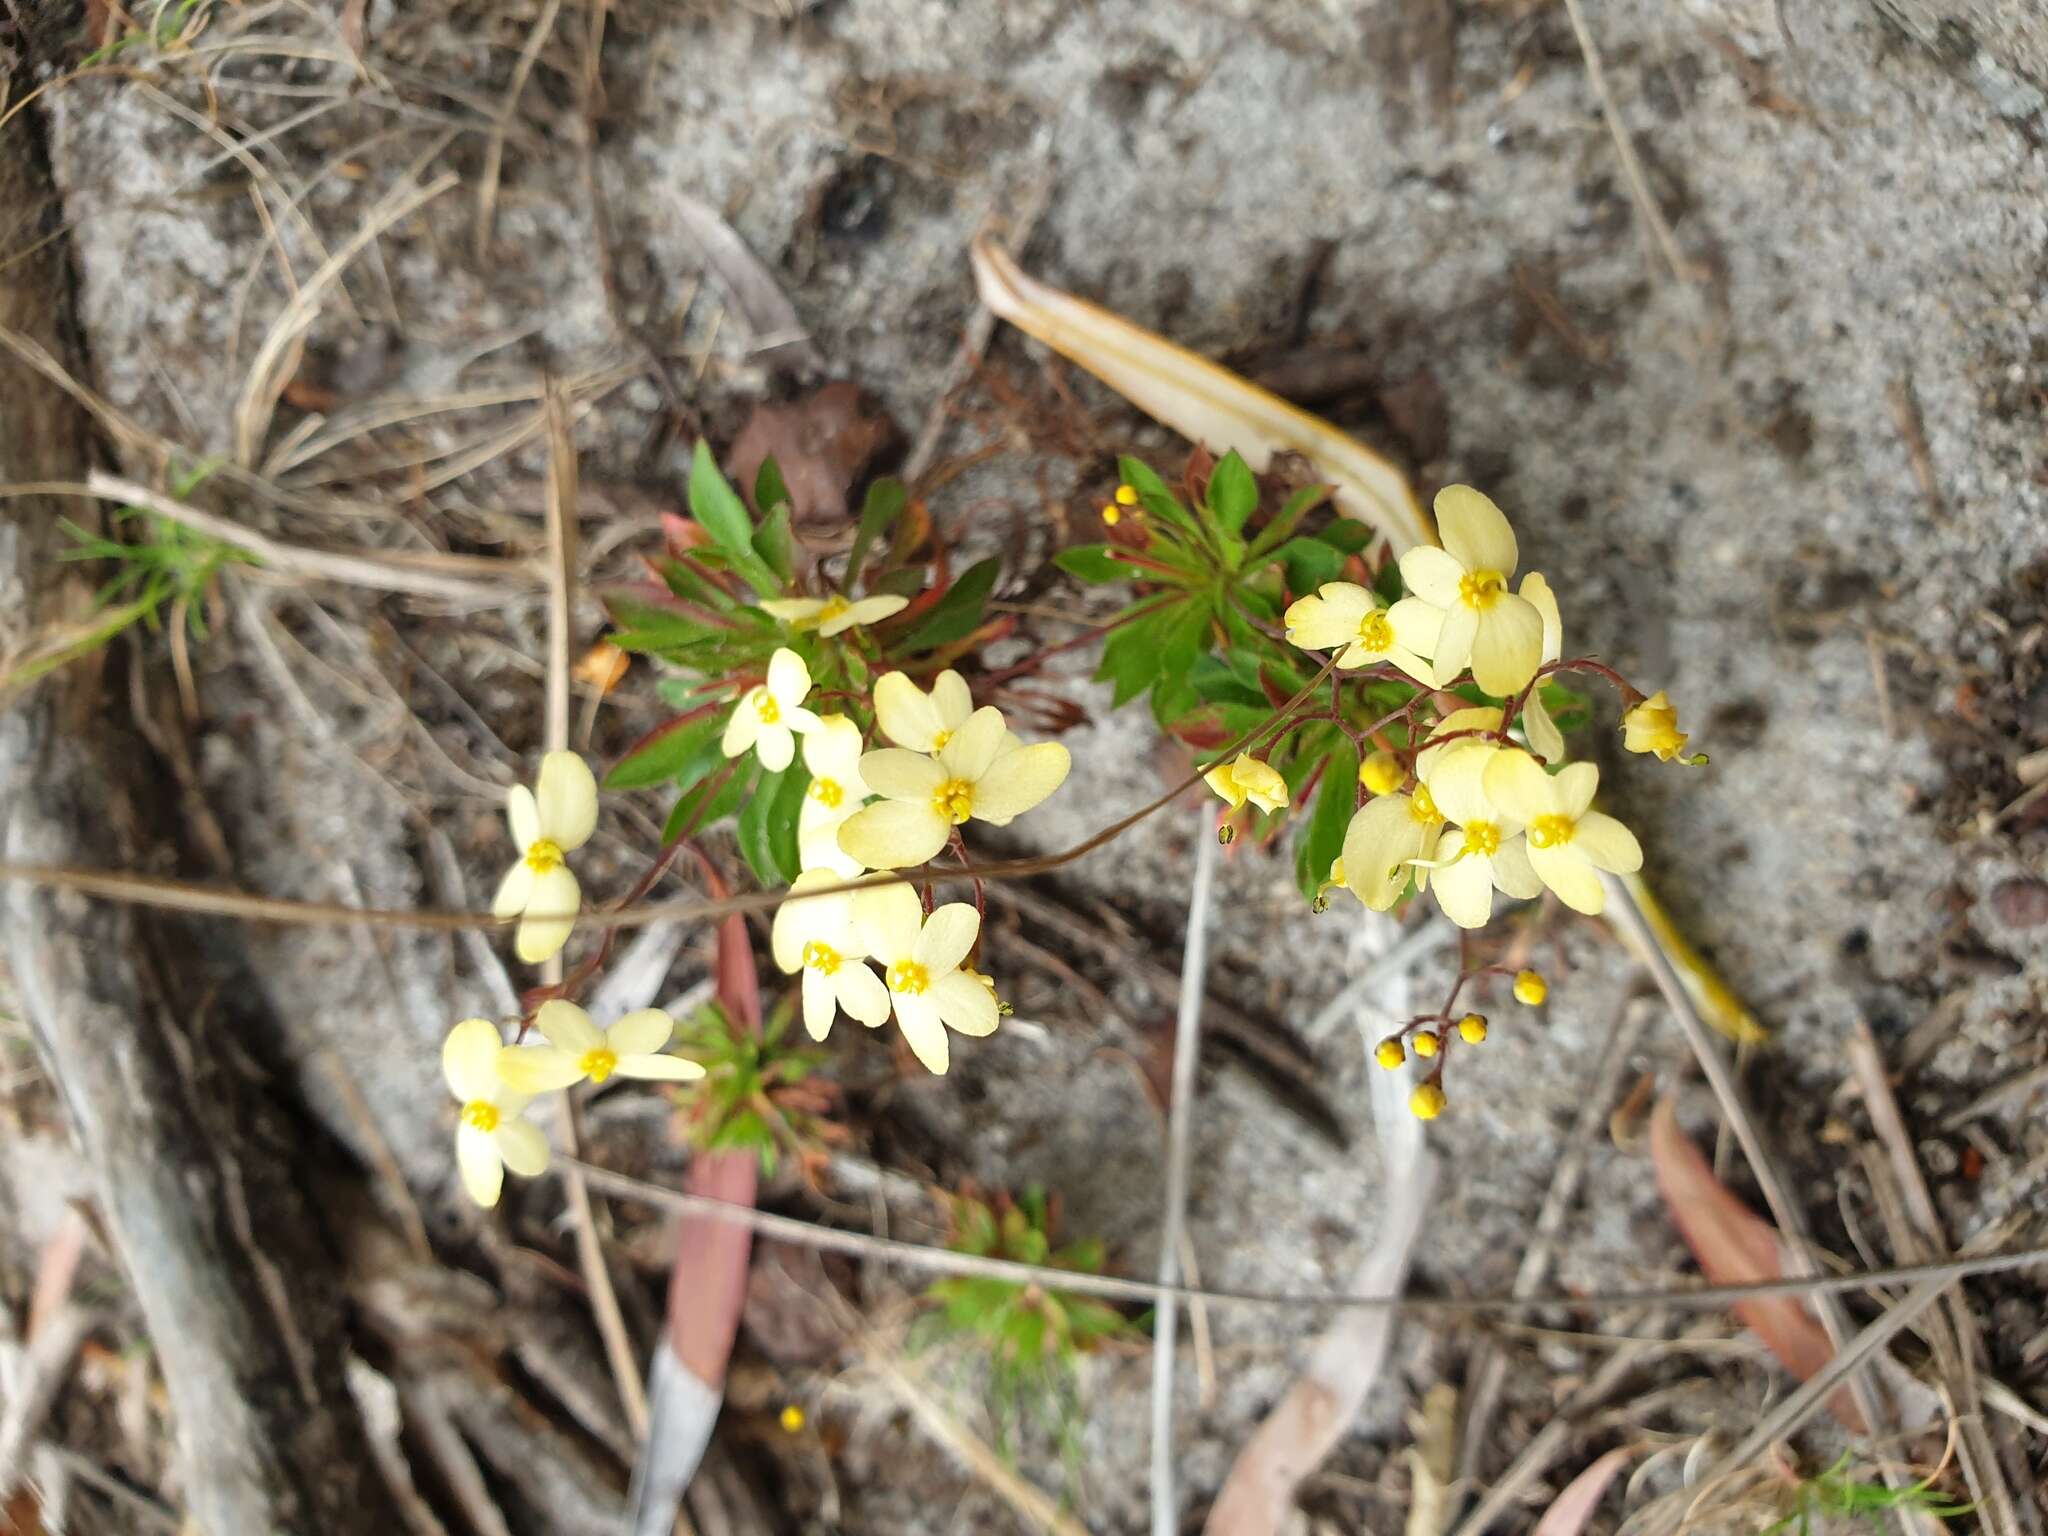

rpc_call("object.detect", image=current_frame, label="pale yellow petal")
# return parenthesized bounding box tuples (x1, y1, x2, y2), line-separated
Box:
(1398, 545, 1465, 608)
(507, 783, 540, 850)
(1431, 602, 1478, 685)
(536, 751, 599, 850)
(835, 963, 891, 1027)
(456, 1123, 504, 1207)
(1490, 835, 1544, 899)
(931, 971, 999, 1037)
(496, 1045, 586, 1094)
(1386, 597, 1444, 657)
(1385, 644, 1438, 689)
(760, 597, 825, 623)
(442, 1018, 503, 1102)
(514, 866, 580, 963)
(859, 748, 948, 801)
(1522, 692, 1564, 764)
(1285, 584, 1371, 649)
(1529, 842, 1605, 913)
(970, 742, 1070, 823)
(1572, 812, 1642, 873)
(492, 861, 535, 920)
(1520, 571, 1561, 663)
(801, 714, 866, 783)
(1555, 762, 1600, 819)
(756, 721, 796, 773)
(1205, 763, 1246, 809)
(1421, 744, 1497, 828)
(493, 1117, 550, 1178)
(931, 670, 974, 731)
(850, 594, 909, 625)
(801, 966, 839, 1039)
(1429, 846, 1495, 929)
(721, 692, 762, 758)
(774, 869, 852, 970)
(1415, 707, 1503, 781)
(1481, 748, 1558, 826)
(873, 672, 941, 750)
(607, 1007, 674, 1058)
(533, 999, 603, 1054)
(838, 800, 950, 869)
(1341, 796, 1424, 910)
(852, 879, 925, 962)
(893, 994, 949, 1074)
(1467, 595, 1544, 697)
(614, 1053, 705, 1082)
(766, 647, 812, 707)
(1434, 485, 1517, 575)
(939, 706, 1007, 781)
(914, 903, 979, 974)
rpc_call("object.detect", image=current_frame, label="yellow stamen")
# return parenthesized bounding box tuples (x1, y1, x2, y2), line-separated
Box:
(932, 778, 973, 824)
(1409, 785, 1443, 825)
(886, 959, 930, 995)
(808, 777, 844, 808)
(931, 729, 952, 752)
(461, 1100, 500, 1133)
(578, 1047, 619, 1084)
(524, 838, 564, 875)
(755, 691, 781, 725)
(1356, 609, 1394, 652)
(1528, 813, 1574, 849)
(817, 595, 851, 624)
(1458, 569, 1507, 610)
(802, 940, 842, 976)
(1463, 820, 1502, 857)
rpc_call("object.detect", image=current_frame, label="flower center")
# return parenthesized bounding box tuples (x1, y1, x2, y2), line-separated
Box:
(1409, 785, 1443, 825)
(461, 1100, 500, 1133)
(1355, 609, 1394, 652)
(931, 728, 952, 752)
(817, 595, 851, 624)
(578, 1048, 619, 1084)
(754, 691, 782, 725)
(1463, 819, 1503, 857)
(802, 940, 842, 975)
(932, 778, 974, 825)
(1459, 569, 1507, 610)
(1528, 813, 1575, 849)
(808, 776, 844, 809)
(886, 959, 930, 995)
(524, 838, 564, 874)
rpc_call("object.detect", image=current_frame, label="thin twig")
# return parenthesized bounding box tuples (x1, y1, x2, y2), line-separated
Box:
(1152, 810, 1218, 1536)
(473, 0, 563, 264)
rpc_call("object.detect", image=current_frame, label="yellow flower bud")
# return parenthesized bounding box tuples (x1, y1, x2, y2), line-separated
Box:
(1101, 503, 1122, 526)
(1457, 1013, 1488, 1044)
(1410, 1082, 1447, 1120)
(1204, 753, 1289, 814)
(779, 1404, 806, 1433)
(1375, 1036, 1406, 1070)
(1115, 483, 1139, 506)
(1358, 750, 1405, 798)
(1513, 969, 1548, 1006)
(1622, 690, 1697, 763)
(1411, 1029, 1440, 1059)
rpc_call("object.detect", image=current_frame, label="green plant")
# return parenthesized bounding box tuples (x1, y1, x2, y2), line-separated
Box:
(1762, 1455, 1972, 1535)
(913, 1186, 1136, 1473)
(58, 462, 245, 644)
(80, 0, 215, 63)
(668, 996, 842, 1177)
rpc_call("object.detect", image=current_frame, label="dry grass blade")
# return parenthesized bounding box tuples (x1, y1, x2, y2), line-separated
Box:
(672, 193, 822, 368)
(233, 172, 458, 468)
(474, 0, 564, 264)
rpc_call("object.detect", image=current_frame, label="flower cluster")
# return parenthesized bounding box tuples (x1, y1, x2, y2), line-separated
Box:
(722, 657, 1069, 1075)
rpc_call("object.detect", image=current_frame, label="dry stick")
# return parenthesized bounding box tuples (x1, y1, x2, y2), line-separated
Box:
(1556, 0, 1700, 287)
(474, 0, 563, 265)
(1452, 999, 1652, 1519)
(538, 382, 649, 1439)
(1152, 810, 1220, 1536)
(62, 474, 534, 599)
(565, 1157, 2048, 1319)
(1604, 879, 1916, 1536)
(1847, 1021, 2028, 1536)
(234, 172, 458, 467)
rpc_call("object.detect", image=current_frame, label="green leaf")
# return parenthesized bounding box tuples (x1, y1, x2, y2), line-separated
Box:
(736, 765, 808, 886)
(663, 758, 749, 842)
(1206, 450, 1258, 535)
(752, 499, 794, 584)
(1276, 536, 1345, 596)
(1116, 454, 1204, 542)
(689, 439, 781, 597)
(1246, 483, 1332, 559)
(847, 477, 907, 586)
(605, 714, 721, 790)
(1320, 519, 1372, 554)
(1372, 556, 1405, 606)
(900, 556, 999, 651)
(754, 456, 790, 521)
(1295, 739, 1358, 900)
(1097, 602, 1177, 707)
(1053, 544, 1127, 584)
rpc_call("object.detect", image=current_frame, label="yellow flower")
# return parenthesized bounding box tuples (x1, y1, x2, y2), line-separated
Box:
(797, 714, 871, 877)
(721, 647, 821, 772)
(1358, 750, 1405, 798)
(760, 593, 910, 637)
(1283, 581, 1440, 686)
(1398, 487, 1546, 696)
(495, 1000, 705, 1094)
(1411, 1029, 1440, 1058)
(873, 669, 975, 754)
(1413, 705, 1504, 784)
(1204, 753, 1289, 814)
(1415, 741, 1542, 929)
(1374, 1036, 1406, 1069)
(1457, 1013, 1487, 1044)
(492, 751, 598, 964)
(1481, 749, 1642, 915)
(838, 705, 1070, 869)
(852, 881, 999, 1074)
(770, 868, 892, 1040)
(779, 1404, 807, 1433)
(442, 1018, 550, 1208)
(1623, 690, 1697, 762)
(1338, 786, 1445, 910)
(1517, 572, 1565, 762)
(1410, 1082, 1447, 1120)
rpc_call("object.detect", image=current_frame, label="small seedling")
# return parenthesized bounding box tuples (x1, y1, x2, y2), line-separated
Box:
(1762, 1454, 1972, 1535)
(667, 996, 842, 1178)
(58, 462, 244, 645)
